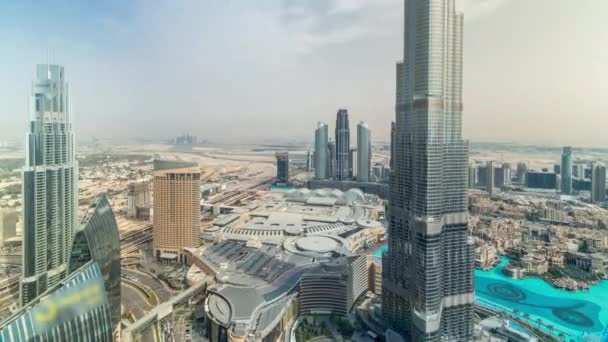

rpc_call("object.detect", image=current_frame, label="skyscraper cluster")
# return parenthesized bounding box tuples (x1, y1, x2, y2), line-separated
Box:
(561, 147, 606, 203)
(314, 110, 372, 183)
(382, 1, 475, 340)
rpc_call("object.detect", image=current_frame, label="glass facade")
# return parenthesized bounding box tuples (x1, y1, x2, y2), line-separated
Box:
(328, 141, 336, 179)
(561, 147, 573, 194)
(390, 121, 396, 169)
(591, 163, 607, 203)
(314, 122, 328, 179)
(21, 64, 78, 306)
(275, 152, 289, 185)
(356, 122, 371, 182)
(335, 109, 350, 181)
(382, 1, 474, 340)
(1, 262, 113, 342)
(526, 171, 557, 190)
(69, 193, 121, 329)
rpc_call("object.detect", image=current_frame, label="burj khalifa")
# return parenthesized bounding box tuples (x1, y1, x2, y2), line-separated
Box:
(382, 0, 475, 340)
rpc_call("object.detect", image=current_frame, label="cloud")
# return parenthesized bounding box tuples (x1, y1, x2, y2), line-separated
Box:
(464, 0, 508, 21)
(275, 0, 505, 52)
(278, 0, 399, 52)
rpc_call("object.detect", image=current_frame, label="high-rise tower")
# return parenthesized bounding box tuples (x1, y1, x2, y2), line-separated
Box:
(390, 121, 396, 170)
(69, 193, 121, 330)
(335, 109, 351, 181)
(328, 140, 336, 179)
(517, 162, 528, 185)
(382, 1, 474, 340)
(20, 64, 78, 306)
(356, 122, 371, 183)
(561, 146, 573, 195)
(350, 147, 358, 178)
(275, 152, 290, 186)
(468, 164, 476, 189)
(591, 163, 606, 203)
(152, 160, 201, 263)
(487, 161, 495, 196)
(314, 122, 328, 179)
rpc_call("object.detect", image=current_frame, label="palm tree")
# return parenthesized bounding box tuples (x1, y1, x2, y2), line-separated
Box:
(536, 318, 543, 328)
(513, 309, 520, 317)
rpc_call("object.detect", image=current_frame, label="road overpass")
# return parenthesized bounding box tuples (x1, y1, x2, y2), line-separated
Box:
(121, 279, 209, 342)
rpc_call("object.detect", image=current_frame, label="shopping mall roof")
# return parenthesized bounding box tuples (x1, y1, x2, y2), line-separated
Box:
(203, 188, 383, 244)
(196, 188, 385, 340)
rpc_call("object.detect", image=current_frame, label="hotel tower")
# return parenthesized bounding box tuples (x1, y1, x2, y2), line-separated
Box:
(20, 64, 78, 306)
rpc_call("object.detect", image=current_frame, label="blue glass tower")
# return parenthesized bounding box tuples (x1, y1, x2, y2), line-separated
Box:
(69, 193, 121, 329)
(2, 262, 113, 341)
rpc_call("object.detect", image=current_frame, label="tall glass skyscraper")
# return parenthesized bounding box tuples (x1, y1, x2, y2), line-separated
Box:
(275, 152, 290, 186)
(69, 193, 121, 330)
(356, 122, 371, 183)
(487, 161, 495, 196)
(314, 122, 328, 179)
(382, 1, 474, 340)
(328, 140, 336, 179)
(390, 121, 396, 170)
(335, 109, 350, 181)
(2, 261, 113, 341)
(561, 146, 573, 195)
(21, 64, 78, 306)
(591, 163, 607, 203)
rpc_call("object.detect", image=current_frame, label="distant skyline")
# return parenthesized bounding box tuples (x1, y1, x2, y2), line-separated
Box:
(0, 0, 607, 147)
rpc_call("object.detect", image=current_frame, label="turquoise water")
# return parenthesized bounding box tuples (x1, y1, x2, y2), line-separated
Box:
(372, 244, 387, 258)
(373, 246, 608, 339)
(270, 185, 295, 191)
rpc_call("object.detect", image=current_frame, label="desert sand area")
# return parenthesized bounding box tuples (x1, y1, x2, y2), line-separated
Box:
(2, 141, 607, 214)
(469, 143, 608, 170)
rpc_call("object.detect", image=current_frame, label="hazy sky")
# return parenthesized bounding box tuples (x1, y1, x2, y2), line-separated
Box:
(0, 0, 606, 146)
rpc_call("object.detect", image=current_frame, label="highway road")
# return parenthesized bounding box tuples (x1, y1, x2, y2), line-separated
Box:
(141, 326, 156, 342)
(0, 254, 21, 265)
(121, 225, 153, 256)
(121, 282, 152, 319)
(122, 279, 164, 342)
(122, 269, 173, 303)
(117, 175, 273, 342)
(206, 177, 273, 205)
